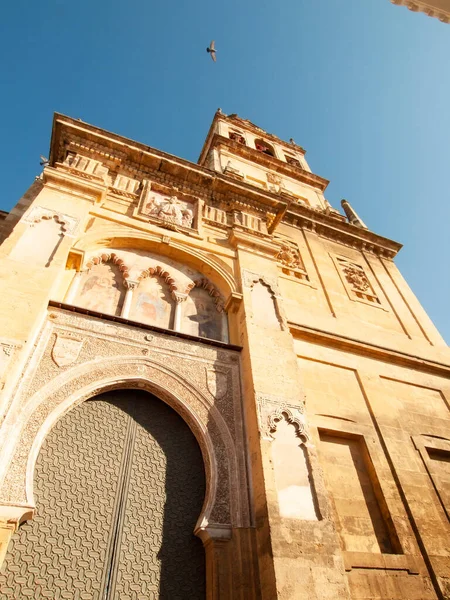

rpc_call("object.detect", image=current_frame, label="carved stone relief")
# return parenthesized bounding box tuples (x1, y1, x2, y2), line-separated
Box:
(0, 309, 249, 531)
(275, 242, 309, 282)
(266, 172, 284, 194)
(139, 181, 196, 231)
(51, 334, 84, 368)
(334, 255, 381, 305)
(0, 340, 19, 391)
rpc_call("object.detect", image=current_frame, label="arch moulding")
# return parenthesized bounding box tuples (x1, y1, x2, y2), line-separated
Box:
(0, 310, 250, 542)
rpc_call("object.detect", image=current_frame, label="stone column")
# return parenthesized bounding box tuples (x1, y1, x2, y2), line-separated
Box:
(64, 271, 83, 304)
(172, 292, 188, 332)
(121, 281, 138, 319)
(197, 525, 233, 600)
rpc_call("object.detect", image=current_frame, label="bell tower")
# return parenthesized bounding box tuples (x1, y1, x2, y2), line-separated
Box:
(199, 109, 333, 212)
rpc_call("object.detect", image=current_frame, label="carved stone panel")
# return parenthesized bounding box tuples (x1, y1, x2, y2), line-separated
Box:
(333, 255, 381, 305)
(138, 180, 197, 231)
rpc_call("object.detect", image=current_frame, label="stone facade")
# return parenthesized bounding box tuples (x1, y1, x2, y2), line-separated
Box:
(0, 110, 448, 599)
(390, 0, 450, 24)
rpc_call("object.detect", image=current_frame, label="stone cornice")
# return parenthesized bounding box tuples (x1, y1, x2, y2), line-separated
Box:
(391, 0, 450, 23)
(289, 321, 450, 378)
(48, 113, 402, 259)
(209, 134, 329, 192)
(42, 165, 106, 202)
(286, 203, 402, 259)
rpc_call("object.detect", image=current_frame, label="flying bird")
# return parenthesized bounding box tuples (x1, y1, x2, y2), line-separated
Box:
(206, 40, 216, 62)
(40, 155, 49, 167)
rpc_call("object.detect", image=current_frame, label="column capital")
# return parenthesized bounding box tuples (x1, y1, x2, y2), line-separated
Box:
(124, 279, 139, 290)
(171, 291, 188, 303)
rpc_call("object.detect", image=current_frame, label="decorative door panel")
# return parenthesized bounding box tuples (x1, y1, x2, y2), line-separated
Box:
(0, 390, 206, 599)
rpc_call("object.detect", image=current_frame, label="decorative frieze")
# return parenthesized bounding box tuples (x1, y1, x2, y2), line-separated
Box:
(109, 174, 140, 197)
(203, 205, 228, 228)
(233, 211, 268, 235)
(61, 152, 109, 182)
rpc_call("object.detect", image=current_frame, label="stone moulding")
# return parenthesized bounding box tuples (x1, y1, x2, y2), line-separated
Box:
(49, 114, 403, 260)
(0, 309, 251, 535)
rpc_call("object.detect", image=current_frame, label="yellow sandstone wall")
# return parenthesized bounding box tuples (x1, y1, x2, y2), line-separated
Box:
(0, 111, 448, 599)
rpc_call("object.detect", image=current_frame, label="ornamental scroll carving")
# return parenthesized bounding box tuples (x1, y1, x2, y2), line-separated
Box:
(257, 395, 309, 445)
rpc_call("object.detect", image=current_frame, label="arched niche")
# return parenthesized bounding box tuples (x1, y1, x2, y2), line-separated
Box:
(271, 413, 319, 521)
(70, 232, 238, 302)
(130, 275, 175, 329)
(66, 248, 231, 342)
(251, 280, 283, 330)
(72, 256, 127, 316)
(10, 215, 65, 267)
(182, 281, 228, 342)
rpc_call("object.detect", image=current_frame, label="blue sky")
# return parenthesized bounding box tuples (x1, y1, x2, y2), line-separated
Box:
(1, 0, 449, 341)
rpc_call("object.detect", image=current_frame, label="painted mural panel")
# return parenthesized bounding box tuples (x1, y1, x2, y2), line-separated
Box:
(182, 288, 224, 341)
(129, 277, 173, 329)
(74, 263, 125, 316)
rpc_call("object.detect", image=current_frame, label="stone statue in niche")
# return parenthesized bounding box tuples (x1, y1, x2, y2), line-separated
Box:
(144, 194, 194, 229)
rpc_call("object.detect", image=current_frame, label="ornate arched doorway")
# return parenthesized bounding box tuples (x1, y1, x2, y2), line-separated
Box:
(0, 389, 206, 599)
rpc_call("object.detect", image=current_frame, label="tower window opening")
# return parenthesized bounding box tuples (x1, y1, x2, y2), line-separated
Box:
(229, 131, 246, 145)
(255, 139, 275, 157)
(285, 154, 301, 167)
